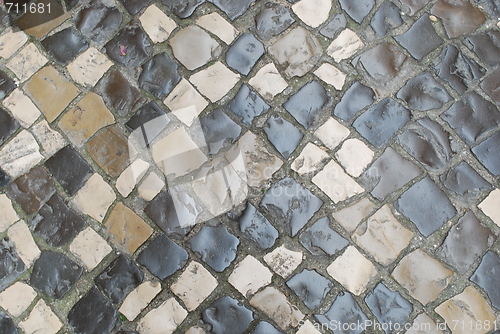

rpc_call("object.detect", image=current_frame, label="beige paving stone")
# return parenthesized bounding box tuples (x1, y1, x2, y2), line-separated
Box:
(19, 299, 62, 334)
(326, 29, 364, 63)
(138, 172, 164, 201)
(115, 159, 149, 197)
(291, 142, 330, 175)
(170, 261, 218, 311)
(326, 246, 377, 295)
(138, 298, 188, 334)
(186, 327, 206, 334)
(86, 126, 130, 177)
(3, 88, 41, 128)
(164, 78, 208, 126)
(189, 61, 240, 102)
(196, 12, 238, 44)
(32, 121, 66, 157)
(0, 282, 37, 317)
(6, 43, 48, 82)
(140, 5, 177, 43)
(228, 255, 273, 297)
(292, 0, 331, 28)
(119, 281, 162, 321)
(104, 202, 153, 255)
(335, 138, 374, 177)
(478, 188, 500, 227)
(312, 160, 364, 203)
(332, 197, 376, 232)
(248, 63, 288, 100)
(0, 28, 28, 59)
(7, 220, 41, 267)
(314, 63, 347, 90)
(263, 245, 302, 278)
(435, 286, 496, 334)
(406, 313, 444, 334)
(71, 173, 116, 223)
(58, 92, 115, 147)
(296, 320, 322, 334)
(250, 287, 304, 329)
(0, 130, 43, 178)
(352, 205, 414, 265)
(69, 227, 112, 270)
(24, 66, 80, 122)
(314, 117, 350, 150)
(0, 194, 19, 232)
(67, 47, 113, 87)
(392, 249, 454, 304)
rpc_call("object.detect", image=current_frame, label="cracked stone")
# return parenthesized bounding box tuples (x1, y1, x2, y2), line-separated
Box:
(332, 197, 376, 233)
(3, 88, 41, 129)
(139, 52, 181, 99)
(291, 0, 331, 28)
(119, 281, 161, 321)
(0, 238, 25, 292)
(210, 0, 255, 20)
(396, 72, 451, 111)
(254, 3, 294, 40)
(226, 85, 269, 127)
(126, 101, 169, 147)
(336, 138, 374, 177)
(481, 68, 500, 104)
(105, 24, 153, 68)
(472, 132, 500, 176)
(161, 0, 205, 18)
(41, 27, 88, 65)
(189, 61, 240, 102)
(70, 173, 116, 223)
(0, 130, 43, 178)
(197, 12, 238, 44)
(263, 245, 302, 278)
(284, 81, 328, 129)
(327, 29, 364, 63)
(226, 33, 264, 76)
(171, 261, 217, 311)
(471, 251, 500, 309)
(250, 287, 304, 329)
(264, 115, 303, 158)
(140, 5, 176, 43)
(86, 126, 130, 178)
(0, 71, 15, 100)
(165, 78, 208, 126)
(229, 255, 272, 297)
(248, 63, 288, 100)
(203, 296, 253, 334)
(339, 0, 375, 23)
(371, 1, 404, 36)
(74, 0, 122, 44)
(200, 108, 241, 154)
(315, 292, 367, 334)
(138, 298, 187, 334)
(395, 14, 443, 60)
(465, 30, 500, 69)
(291, 143, 330, 175)
(431, 0, 486, 38)
(334, 82, 375, 122)
(287, 269, 332, 310)
(320, 14, 347, 39)
(239, 203, 278, 249)
(313, 160, 364, 203)
(441, 161, 491, 196)
(137, 234, 188, 279)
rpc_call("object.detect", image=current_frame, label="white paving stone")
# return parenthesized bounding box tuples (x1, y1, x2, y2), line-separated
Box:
(332, 197, 376, 232)
(263, 245, 302, 278)
(0, 28, 28, 59)
(140, 5, 177, 43)
(189, 61, 240, 102)
(164, 78, 208, 126)
(116, 159, 149, 197)
(292, 0, 331, 28)
(248, 63, 288, 100)
(67, 47, 113, 87)
(312, 160, 364, 203)
(120, 281, 162, 321)
(326, 29, 364, 62)
(0, 282, 37, 317)
(69, 227, 112, 270)
(291, 143, 330, 175)
(335, 138, 374, 177)
(297, 320, 322, 334)
(71, 173, 116, 222)
(32, 120, 66, 157)
(186, 327, 206, 334)
(406, 313, 444, 334)
(250, 287, 304, 329)
(138, 298, 188, 334)
(228, 255, 273, 297)
(6, 43, 48, 82)
(0, 130, 43, 178)
(314, 117, 350, 150)
(196, 12, 238, 44)
(138, 171, 164, 201)
(3, 88, 41, 128)
(314, 63, 347, 90)
(19, 299, 62, 334)
(0, 194, 19, 232)
(7, 220, 41, 267)
(479, 189, 500, 227)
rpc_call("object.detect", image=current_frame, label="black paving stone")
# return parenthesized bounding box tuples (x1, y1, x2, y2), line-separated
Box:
(0, 169, 10, 189)
(126, 101, 169, 148)
(95, 255, 143, 304)
(118, 0, 151, 15)
(210, 0, 255, 20)
(481, 68, 500, 104)
(254, 2, 294, 40)
(202, 296, 253, 334)
(68, 286, 119, 334)
(261, 178, 323, 236)
(0, 71, 16, 99)
(0, 313, 17, 334)
(395, 176, 456, 236)
(394, 15, 443, 60)
(226, 33, 264, 76)
(283, 81, 328, 129)
(0, 238, 25, 292)
(16, 0, 66, 33)
(339, 0, 375, 23)
(33, 194, 87, 247)
(226, 84, 270, 127)
(74, 0, 122, 44)
(440, 161, 491, 196)
(472, 131, 500, 176)
(189, 225, 239, 272)
(251, 322, 282, 334)
(200, 108, 242, 154)
(239, 203, 278, 250)
(45, 146, 93, 196)
(0, 107, 19, 147)
(396, 72, 451, 111)
(333, 82, 375, 122)
(371, 1, 403, 36)
(41, 27, 88, 65)
(138, 52, 180, 99)
(353, 98, 411, 148)
(30, 251, 83, 299)
(264, 115, 303, 158)
(161, 0, 204, 18)
(465, 30, 500, 69)
(105, 24, 153, 68)
(299, 217, 348, 256)
(320, 14, 347, 39)
(287, 269, 332, 310)
(315, 292, 368, 334)
(137, 234, 188, 279)
(144, 190, 192, 237)
(471, 251, 500, 309)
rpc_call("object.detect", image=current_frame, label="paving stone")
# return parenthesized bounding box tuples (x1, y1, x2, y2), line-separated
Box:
(138, 297, 187, 334)
(291, 0, 331, 28)
(161, 0, 205, 18)
(465, 30, 500, 69)
(165, 78, 208, 126)
(284, 81, 328, 129)
(197, 12, 238, 44)
(431, 0, 486, 38)
(472, 132, 500, 176)
(170, 26, 221, 71)
(189, 225, 238, 272)
(264, 115, 303, 158)
(333, 82, 374, 122)
(251, 321, 282, 334)
(254, 2, 294, 40)
(397, 0, 429, 14)
(315, 292, 368, 334)
(0, 170, 11, 190)
(30, 251, 83, 299)
(203, 296, 253, 334)
(339, 0, 375, 23)
(332, 197, 376, 232)
(226, 85, 269, 126)
(119, 280, 161, 321)
(314, 117, 350, 150)
(479, 189, 500, 226)
(119, 0, 151, 15)
(137, 234, 188, 279)
(19, 299, 62, 334)
(263, 245, 302, 278)
(140, 4, 176, 43)
(32, 121, 66, 157)
(299, 217, 348, 256)
(74, 0, 122, 44)
(441, 161, 491, 196)
(210, 0, 255, 20)
(291, 143, 329, 175)
(6, 43, 48, 82)
(406, 313, 444, 334)
(0, 282, 36, 317)
(70, 227, 112, 270)
(371, 1, 404, 36)
(189, 61, 240, 102)
(313, 63, 346, 91)
(353, 98, 410, 148)
(396, 72, 451, 111)
(0, 194, 18, 233)
(287, 269, 332, 310)
(68, 286, 118, 334)
(115, 160, 149, 198)
(104, 24, 153, 68)
(336, 138, 374, 177)
(3, 88, 41, 128)
(0, 71, 15, 99)
(139, 52, 181, 99)
(7, 220, 40, 268)
(239, 203, 278, 249)
(0, 238, 25, 291)
(248, 63, 288, 100)
(15, 0, 68, 39)
(171, 261, 217, 310)
(200, 108, 241, 154)
(229, 255, 272, 297)
(313, 160, 364, 203)
(395, 14, 443, 60)
(250, 287, 304, 329)
(0, 29, 28, 59)
(472, 0, 500, 16)
(41, 28, 88, 65)
(0, 130, 43, 178)
(481, 68, 500, 104)
(86, 126, 130, 178)
(320, 14, 347, 39)
(33, 194, 87, 247)
(471, 251, 500, 309)
(365, 283, 412, 334)
(226, 33, 264, 76)
(0, 312, 18, 334)
(296, 320, 321, 334)
(137, 172, 164, 201)
(71, 173, 116, 223)
(126, 101, 169, 147)
(326, 29, 364, 63)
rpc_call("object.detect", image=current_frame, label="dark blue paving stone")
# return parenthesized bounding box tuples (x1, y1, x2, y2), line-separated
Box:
(239, 203, 278, 249)
(299, 217, 348, 256)
(398, 117, 454, 171)
(320, 14, 347, 39)
(45, 146, 93, 196)
(200, 109, 242, 154)
(481, 68, 500, 104)
(465, 30, 500, 69)
(261, 178, 323, 236)
(202, 296, 253, 334)
(226, 85, 270, 127)
(139, 53, 180, 99)
(0, 107, 19, 147)
(339, 0, 375, 23)
(30, 251, 83, 299)
(396, 72, 451, 111)
(264, 115, 303, 158)
(434, 45, 485, 94)
(68, 286, 119, 334)
(126, 101, 169, 148)
(161, 0, 205, 18)
(471, 251, 500, 309)
(226, 34, 264, 76)
(251, 321, 282, 334)
(0, 313, 17, 334)
(74, 0, 122, 44)
(315, 292, 368, 334)
(119, 0, 151, 15)
(440, 161, 491, 195)
(353, 98, 411, 148)
(189, 225, 239, 272)
(33, 194, 87, 247)
(333, 82, 375, 122)
(41, 27, 88, 65)
(441, 92, 500, 145)
(0, 238, 25, 292)
(371, 1, 403, 36)
(283, 81, 328, 129)
(438, 212, 495, 274)
(105, 24, 153, 68)
(0, 169, 10, 189)
(394, 15, 443, 60)
(395, 176, 456, 236)
(209, 0, 255, 20)
(144, 190, 192, 237)
(472, 131, 500, 176)
(0, 71, 16, 99)
(137, 234, 188, 279)
(287, 269, 332, 310)
(365, 283, 412, 334)
(95, 255, 143, 304)
(254, 2, 294, 40)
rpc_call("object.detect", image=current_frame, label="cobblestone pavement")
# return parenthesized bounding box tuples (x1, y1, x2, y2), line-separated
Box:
(1, 0, 500, 333)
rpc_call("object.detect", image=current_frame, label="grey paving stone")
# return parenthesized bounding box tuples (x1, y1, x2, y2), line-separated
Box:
(0, 107, 19, 147)
(287, 269, 332, 310)
(0, 169, 10, 189)
(226, 33, 264, 76)
(200, 108, 242, 154)
(320, 14, 347, 39)
(315, 292, 368, 334)
(104, 24, 153, 68)
(203, 296, 253, 334)
(226, 84, 270, 127)
(396, 72, 451, 111)
(472, 131, 500, 176)
(210, 0, 255, 20)
(119, 0, 151, 15)
(370, 1, 404, 36)
(333, 82, 375, 122)
(139, 52, 180, 98)
(395, 15, 443, 60)
(299, 217, 348, 256)
(161, 0, 205, 18)
(126, 101, 169, 147)
(440, 161, 491, 195)
(481, 68, 500, 104)
(74, 0, 123, 44)
(137, 234, 188, 279)
(41, 27, 88, 65)
(251, 321, 282, 334)
(239, 203, 279, 250)
(471, 251, 500, 309)
(0, 238, 25, 292)
(264, 115, 303, 158)
(0, 313, 17, 334)
(0, 71, 16, 99)
(339, 0, 375, 23)
(465, 30, 500, 69)
(472, 0, 500, 16)
(284, 81, 328, 129)
(254, 2, 294, 40)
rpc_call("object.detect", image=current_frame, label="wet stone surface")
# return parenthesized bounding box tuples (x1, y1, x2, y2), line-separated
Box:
(264, 115, 303, 158)
(284, 81, 328, 129)
(440, 161, 491, 196)
(137, 234, 188, 279)
(98, 69, 147, 116)
(431, 0, 485, 38)
(105, 24, 153, 68)
(239, 203, 279, 249)
(396, 72, 451, 111)
(41, 28, 88, 65)
(202, 296, 253, 334)
(465, 30, 500, 69)
(316, 292, 367, 334)
(395, 15, 443, 60)
(139, 52, 180, 98)
(227, 85, 270, 127)
(472, 131, 500, 176)
(74, 0, 123, 44)
(286, 269, 332, 310)
(226, 33, 264, 76)
(254, 2, 294, 40)
(299, 217, 348, 256)
(471, 251, 500, 309)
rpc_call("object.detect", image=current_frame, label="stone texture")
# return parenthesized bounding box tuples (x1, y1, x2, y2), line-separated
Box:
(291, 143, 330, 175)
(431, 0, 486, 38)
(326, 29, 364, 63)
(0, 313, 17, 334)
(140, 5, 176, 43)
(252, 322, 282, 334)
(104, 24, 153, 68)
(67, 47, 112, 87)
(6, 43, 48, 82)
(74, 0, 122, 43)
(137, 172, 164, 201)
(406, 313, 444, 334)
(336, 138, 374, 177)
(291, 0, 331, 28)
(171, 261, 217, 311)
(254, 3, 294, 40)
(189, 61, 240, 102)
(248, 63, 288, 100)
(264, 115, 303, 158)
(0, 29, 28, 59)
(250, 287, 304, 329)
(0, 238, 25, 291)
(239, 203, 278, 249)
(3, 88, 41, 128)
(137, 234, 188, 279)
(161, 0, 205, 19)
(312, 160, 364, 203)
(41, 27, 88, 65)
(0, 194, 18, 232)
(315, 292, 367, 334)
(202, 296, 253, 334)
(263, 245, 302, 278)
(0, 282, 37, 317)
(165, 78, 208, 126)
(284, 81, 328, 129)
(138, 298, 187, 334)
(320, 14, 347, 39)
(210, 0, 255, 20)
(313, 63, 346, 90)
(481, 68, 500, 104)
(70, 227, 112, 270)
(471, 251, 500, 309)
(87, 126, 130, 177)
(226, 33, 264, 76)
(32, 121, 66, 157)
(71, 173, 116, 223)
(314, 117, 350, 150)
(139, 52, 181, 99)
(397, 72, 451, 111)
(115, 159, 149, 198)
(7, 221, 40, 268)
(226, 84, 269, 126)
(334, 82, 375, 122)
(0, 130, 43, 178)
(197, 12, 238, 44)
(299, 217, 348, 256)
(119, 281, 161, 321)
(339, 0, 375, 23)
(395, 15, 443, 60)
(126, 101, 169, 148)
(19, 299, 62, 334)
(441, 161, 491, 196)
(229, 255, 272, 297)
(371, 1, 404, 36)
(479, 189, 500, 226)
(472, 132, 500, 176)
(0, 71, 15, 100)
(200, 108, 241, 154)
(287, 269, 332, 310)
